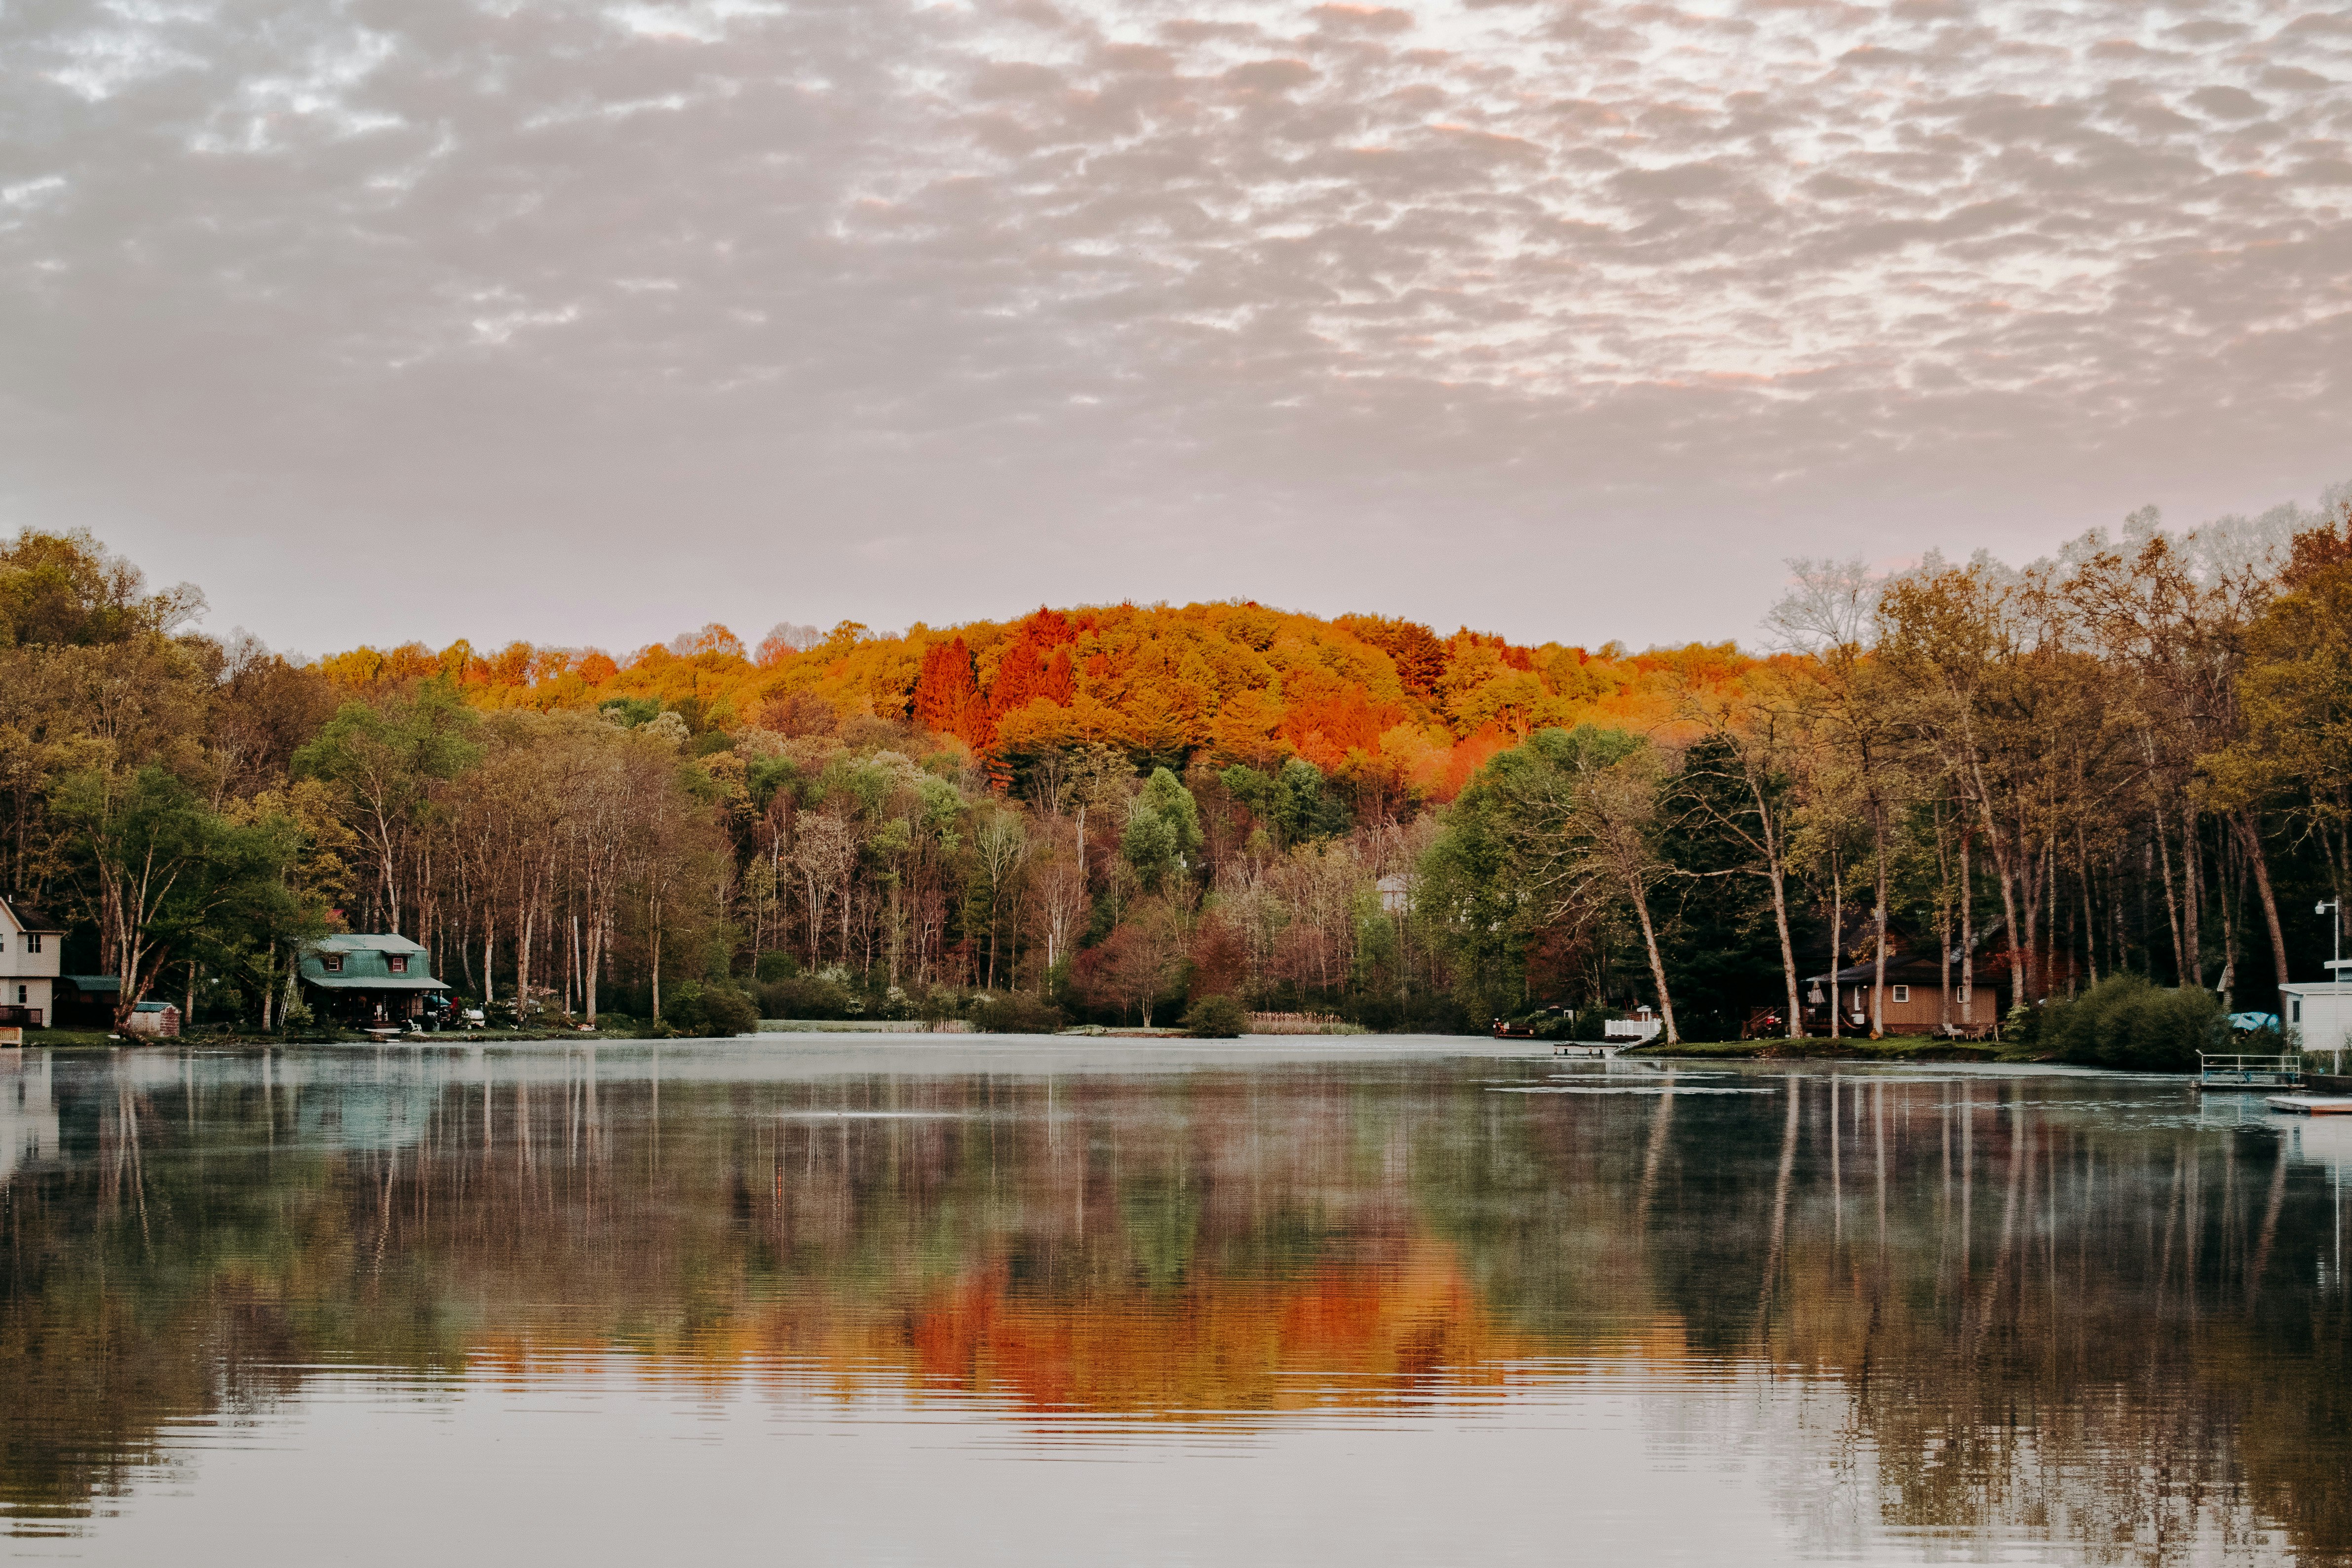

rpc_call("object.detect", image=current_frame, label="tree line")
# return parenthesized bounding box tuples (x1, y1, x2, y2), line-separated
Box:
(4, 482, 2346, 1038)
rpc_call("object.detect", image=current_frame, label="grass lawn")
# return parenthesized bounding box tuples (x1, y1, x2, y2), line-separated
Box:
(1642, 1034, 2039, 1064)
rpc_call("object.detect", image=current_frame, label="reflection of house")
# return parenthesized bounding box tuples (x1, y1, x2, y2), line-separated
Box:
(1806, 955, 1995, 1035)
(0, 897, 63, 1027)
(297, 935, 450, 1026)
(0, 1051, 56, 1183)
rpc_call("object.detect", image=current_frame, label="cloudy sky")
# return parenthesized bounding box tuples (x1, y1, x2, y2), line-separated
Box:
(3, 0, 2347, 656)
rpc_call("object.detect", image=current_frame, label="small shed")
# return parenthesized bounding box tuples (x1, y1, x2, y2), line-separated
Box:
(1376, 875, 1411, 915)
(124, 1000, 180, 1038)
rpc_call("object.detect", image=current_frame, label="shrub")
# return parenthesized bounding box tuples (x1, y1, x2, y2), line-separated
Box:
(1570, 1005, 1622, 1042)
(754, 951, 801, 982)
(2040, 974, 2222, 1072)
(662, 981, 760, 1038)
(754, 974, 855, 1020)
(970, 992, 1064, 1034)
(1182, 994, 1247, 1038)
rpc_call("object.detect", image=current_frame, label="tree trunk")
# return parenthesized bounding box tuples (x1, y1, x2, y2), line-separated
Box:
(2181, 807, 2203, 988)
(1749, 770, 1802, 1039)
(584, 905, 603, 1026)
(2152, 796, 2185, 983)
(1964, 764, 2024, 1020)
(1628, 876, 1679, 1045)
(1829, 858, 1843, 1041)
(1960, 828, 1975, 1030)
(2236, 808, 2291, 999)
(1870, 824, 1889, 1039)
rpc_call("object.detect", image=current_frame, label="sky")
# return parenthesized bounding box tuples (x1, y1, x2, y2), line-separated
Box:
(2, 0, 2348, 659)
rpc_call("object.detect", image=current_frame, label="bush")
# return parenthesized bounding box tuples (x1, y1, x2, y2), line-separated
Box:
(754, 951, 801, 982)
(970, 992, 1064, 1034)
(1570, 1005, 1622, 1042)
(754, 974, 855, 1019)
(1182, 994, 1247, 1038)
(662, 981, 760, 1038)
(2040, 974, 2223, 1072)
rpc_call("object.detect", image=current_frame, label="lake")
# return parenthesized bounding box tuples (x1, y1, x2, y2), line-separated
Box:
(2, 1038, 2347, 1566)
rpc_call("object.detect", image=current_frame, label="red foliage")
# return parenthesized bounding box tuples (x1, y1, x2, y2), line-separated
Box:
(988, 608, 1080, 717)
(1188, 915, 1247, 1001)
(914, 637, 991, 746)
(1440, 724, 1514, 799)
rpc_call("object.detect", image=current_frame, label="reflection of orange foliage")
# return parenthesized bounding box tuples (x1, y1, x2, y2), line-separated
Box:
(898, 1238, 1520, 1415)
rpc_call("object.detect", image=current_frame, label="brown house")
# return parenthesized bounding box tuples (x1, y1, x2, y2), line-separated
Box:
(1805, 955, 1996, 1037)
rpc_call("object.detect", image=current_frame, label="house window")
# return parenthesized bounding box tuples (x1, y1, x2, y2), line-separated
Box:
(1891, 985, 1910, 1003)
(14, 986, 22, 1004)
(2293, 998, 2303, 1024)
(387, 955, 408, 975)
(323, 954, 344, 974)
(25, 934, 39, 954)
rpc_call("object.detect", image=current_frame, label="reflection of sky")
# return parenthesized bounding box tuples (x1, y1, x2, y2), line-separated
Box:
(37, 1360, 2282, 1567)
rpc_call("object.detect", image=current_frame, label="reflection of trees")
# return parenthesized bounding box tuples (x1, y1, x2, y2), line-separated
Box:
(3, 1056, 2350, 1563)
(1416, 1073, 2351, 1563)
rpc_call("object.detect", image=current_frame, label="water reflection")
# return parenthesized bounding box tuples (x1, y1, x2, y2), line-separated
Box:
(1, 1043, 2346, 1565)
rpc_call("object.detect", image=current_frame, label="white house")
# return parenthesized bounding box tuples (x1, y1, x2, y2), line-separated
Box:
(2282, 959, 2352, 1071)
(0, 897, 64, 1028)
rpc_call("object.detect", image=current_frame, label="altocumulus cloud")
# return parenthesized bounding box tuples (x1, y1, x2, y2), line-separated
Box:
(1, 0, 2348, 651)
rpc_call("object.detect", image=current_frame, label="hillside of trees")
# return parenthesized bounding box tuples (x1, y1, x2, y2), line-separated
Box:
(9, 483, 2351, 1041)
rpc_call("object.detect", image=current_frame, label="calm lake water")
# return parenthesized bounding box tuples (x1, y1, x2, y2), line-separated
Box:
(2, 1038, 2348, 1566)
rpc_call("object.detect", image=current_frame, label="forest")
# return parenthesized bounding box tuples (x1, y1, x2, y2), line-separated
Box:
(7, 482, 2351, 1046)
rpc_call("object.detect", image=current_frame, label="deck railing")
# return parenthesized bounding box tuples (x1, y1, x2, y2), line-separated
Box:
(2197, 1052, 2304, 1087)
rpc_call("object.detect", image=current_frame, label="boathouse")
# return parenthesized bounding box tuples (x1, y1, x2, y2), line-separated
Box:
(296, 935, 451, 1027)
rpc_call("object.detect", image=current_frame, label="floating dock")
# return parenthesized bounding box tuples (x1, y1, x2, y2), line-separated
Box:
(2266, 1095, 2352, 1115)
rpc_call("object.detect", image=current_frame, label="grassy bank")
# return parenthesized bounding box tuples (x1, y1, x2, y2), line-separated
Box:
(1639, 1035, 2031, 1064)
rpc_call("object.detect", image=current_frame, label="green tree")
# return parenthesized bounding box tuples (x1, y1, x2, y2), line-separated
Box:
(295, 682, 480, 935)
(1122, 767, 1202, 891)
(54, 766, 302, 1030)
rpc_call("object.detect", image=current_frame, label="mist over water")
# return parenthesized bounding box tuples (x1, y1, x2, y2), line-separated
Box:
(2, 1041, 2347, 1566)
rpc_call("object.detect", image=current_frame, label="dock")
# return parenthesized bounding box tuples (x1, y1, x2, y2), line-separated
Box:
(2266, 1094, 2352, 1116)
(2197, 1052, 2303, 1090)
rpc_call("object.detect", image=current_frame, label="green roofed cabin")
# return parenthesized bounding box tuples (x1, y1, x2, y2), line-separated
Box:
(298, 935, 451, 1028)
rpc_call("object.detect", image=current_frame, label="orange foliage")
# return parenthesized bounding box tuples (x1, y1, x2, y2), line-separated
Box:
(318, 603, 1762, 801)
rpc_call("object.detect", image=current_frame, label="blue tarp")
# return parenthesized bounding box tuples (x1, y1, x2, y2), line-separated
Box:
(2229, 1012, 2282, 1032)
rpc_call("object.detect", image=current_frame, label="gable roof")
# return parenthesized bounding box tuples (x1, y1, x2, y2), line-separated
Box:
(0, 896, 63, 934)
